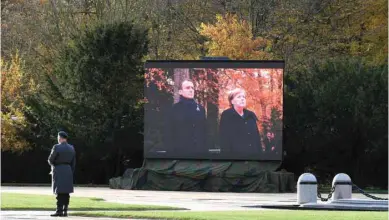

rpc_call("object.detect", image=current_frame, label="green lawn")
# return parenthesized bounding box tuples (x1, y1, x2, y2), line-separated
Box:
(2, 193, 387, 220)
(72, 210, 388, 220)
(1, 193, 184, 211)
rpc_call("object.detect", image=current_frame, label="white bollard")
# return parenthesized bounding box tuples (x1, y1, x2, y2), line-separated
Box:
(331, 173, 352, 201)
(297, 173, 317, 204)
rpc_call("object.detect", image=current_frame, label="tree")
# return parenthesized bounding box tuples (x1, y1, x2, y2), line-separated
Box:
(283, 58, 388, 187)
(353, 0, 388, 65)
(42, 21, 148, 178)
(199, 13, 272, 60)
(1, 53, 34, 152)
(256, 0, 387, 69)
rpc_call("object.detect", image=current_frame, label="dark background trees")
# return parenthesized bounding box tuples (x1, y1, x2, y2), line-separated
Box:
(282, 59, 388, 187)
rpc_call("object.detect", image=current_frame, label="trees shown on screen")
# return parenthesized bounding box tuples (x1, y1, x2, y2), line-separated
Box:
(144, 68, 173, 151)
(145, 68, 173, 93)
(262, 108, 282, 153)
(145, 67, 283, 153)
(217, 68, 283, 152)
(191, 68, 219, 112)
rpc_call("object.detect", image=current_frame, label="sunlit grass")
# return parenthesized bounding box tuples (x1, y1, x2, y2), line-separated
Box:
(1, 193, 184, 211)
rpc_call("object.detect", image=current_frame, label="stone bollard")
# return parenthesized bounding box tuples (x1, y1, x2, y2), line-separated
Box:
(297, 173, 317, 204)
(331, 173, 352, 201)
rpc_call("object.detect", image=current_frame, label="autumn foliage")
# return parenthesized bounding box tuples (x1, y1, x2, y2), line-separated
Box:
(1, 53, 33, 152)
(199, 14, 272, 60)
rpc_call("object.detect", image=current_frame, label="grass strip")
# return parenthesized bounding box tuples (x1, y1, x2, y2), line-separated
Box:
(72, 210, 388, 220)
(1, 193, 184, 211)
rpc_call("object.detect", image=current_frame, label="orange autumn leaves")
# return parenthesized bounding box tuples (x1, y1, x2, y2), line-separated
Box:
(145, 68, 174, 94)
(217, 68, 283, 133)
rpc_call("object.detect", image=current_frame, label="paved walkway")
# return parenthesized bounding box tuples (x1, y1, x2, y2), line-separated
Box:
(1, 186, 384, 219)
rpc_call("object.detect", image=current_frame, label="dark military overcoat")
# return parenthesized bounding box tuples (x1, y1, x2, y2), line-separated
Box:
(48, 142, 76, 194)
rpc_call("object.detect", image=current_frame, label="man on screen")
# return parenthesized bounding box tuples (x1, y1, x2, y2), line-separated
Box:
(163, 80, 207, 156)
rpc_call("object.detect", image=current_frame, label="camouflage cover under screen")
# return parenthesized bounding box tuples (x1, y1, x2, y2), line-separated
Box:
(110, 160, 295, 192)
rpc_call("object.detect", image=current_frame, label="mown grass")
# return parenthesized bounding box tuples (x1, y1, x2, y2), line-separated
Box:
(1, 193, 185, 211)
(72, 210, 388, 220)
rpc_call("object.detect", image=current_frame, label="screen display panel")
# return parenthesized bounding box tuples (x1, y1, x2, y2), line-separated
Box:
(144, 61, 284, 160)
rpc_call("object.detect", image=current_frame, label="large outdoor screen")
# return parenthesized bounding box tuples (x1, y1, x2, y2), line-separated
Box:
(144, 61, 284, 160)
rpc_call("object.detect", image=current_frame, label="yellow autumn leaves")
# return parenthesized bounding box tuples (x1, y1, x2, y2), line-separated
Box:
(1, 53, 35, 152)
(199, 14, 273, 60)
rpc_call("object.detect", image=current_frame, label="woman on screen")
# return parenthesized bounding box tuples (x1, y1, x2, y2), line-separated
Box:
(219, 88, 262, 156)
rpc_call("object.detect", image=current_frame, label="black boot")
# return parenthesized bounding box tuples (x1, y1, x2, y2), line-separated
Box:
(63, 205, 68, 217)
(63, 193, 70, 217)
(50, 205, 63, 217)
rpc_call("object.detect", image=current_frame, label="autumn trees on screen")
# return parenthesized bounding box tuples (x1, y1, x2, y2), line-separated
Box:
(145, 67, 283, 152)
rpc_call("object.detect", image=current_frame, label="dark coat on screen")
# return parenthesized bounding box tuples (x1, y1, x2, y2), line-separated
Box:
(48, 142, 76, 194)
(219, 108, 262, 156)
(164, 95, 207, 156)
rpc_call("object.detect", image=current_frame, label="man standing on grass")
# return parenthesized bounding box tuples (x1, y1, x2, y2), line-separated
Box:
(48, 131, 76, 217)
